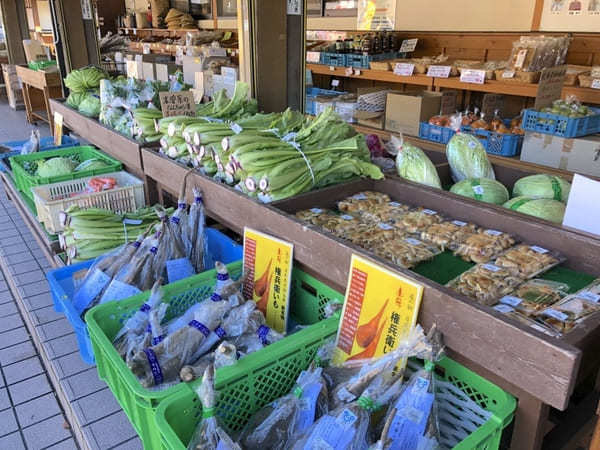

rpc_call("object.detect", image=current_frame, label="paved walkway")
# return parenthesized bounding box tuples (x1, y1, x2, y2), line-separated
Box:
(0, 101, 142, 449)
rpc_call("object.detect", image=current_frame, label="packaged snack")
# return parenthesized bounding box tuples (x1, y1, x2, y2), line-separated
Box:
(492, 304, 560, 337)
(398, 208, 443, 234)
(448, 263, 523, 305)
(420, 220, 479, 251)
(338, 191, 391, 214)
(359, 201, 410, 224)
(499, 279, 569, 316)
(371, 236, 441, 269)
(494, 244, 563, 279)
(539, 280, 600, 333)
(295, 208, 336, 226)
(454, 229, 516, 263)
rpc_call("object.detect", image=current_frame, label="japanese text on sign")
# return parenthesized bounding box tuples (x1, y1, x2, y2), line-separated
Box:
(534, 65, 567, 110)
(243, 228, 294, 334)
(394, 63, 415, 76)
(333, 255, 424, 365)
(426, 65, 451, 78)
(460, 69, 486, 84)
(159, 91, 195, 117)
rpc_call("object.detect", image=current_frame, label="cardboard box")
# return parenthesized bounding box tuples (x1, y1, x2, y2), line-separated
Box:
(520, 132, 600, 178)
(22, 40, 48, 63)
(384, 91, 442, 136)
(142, 62, 155, 81)
(355, 110, 384, 129)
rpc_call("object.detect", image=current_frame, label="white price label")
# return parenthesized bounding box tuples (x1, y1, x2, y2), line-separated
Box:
(394, 63, 415, 76)
(405, 238, 423, 246)
(452, 220, 467, 227)
(543, 309, 568, 322)
(345, 67, 353, 76)
(389, 201, 402, 207)
(493, 304, 515, 314)
(331, 79, 340, 87)
(482, 264, 501, 273)
(422, 209, 437, 215)
(340, 215, 354, 221)
(500, 296, 523, 307)
(472, 185, 484, 195)
(399, 38, 418, 53)
(353, 69, 361, 76)
(530, 245, 549, 254)
(378, 223, 394, 230)
(577, 291, 600, 303)
(592, 79, 600, 90)
(306, 51, 320, 63)
(143, 43, 150, 54)
(502, 70, 515, 79)
(427, 65, 451, 78)
(485, 229, 503, 236)
(310, 208, 323, 214)
(460, 69, 486, 84)
(329, 66, 335, 71)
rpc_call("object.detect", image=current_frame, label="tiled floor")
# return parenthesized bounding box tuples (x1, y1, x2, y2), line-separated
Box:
(0, 101, 142, 449)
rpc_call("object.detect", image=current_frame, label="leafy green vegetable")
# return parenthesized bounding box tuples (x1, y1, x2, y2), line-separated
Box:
(74, 159, 109, 172)
(446, 133, 495, 182)
(66, 92, 87, 109)
(504, 196, 566, 223)
(78, 93, 101, 118)
(450, 178, 509, 205)
(36, 157, 76, 177)
(393, 137, 441, 189)
(64, 66, 108, 93)
(512, 174, 571, 203)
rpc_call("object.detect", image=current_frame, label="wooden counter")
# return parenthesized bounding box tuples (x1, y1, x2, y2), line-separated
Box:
(16, 66, 63, 132)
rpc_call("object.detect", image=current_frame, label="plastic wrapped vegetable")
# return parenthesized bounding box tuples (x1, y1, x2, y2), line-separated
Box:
(238, 365, 329, 449)
(512, 174, 571, 203)
(189, 187, 208, 273)
(187, 365, 240, 450)
(450, 178, 509, 205)
(503, 197, 566, 224)
(36, 157, 76, 177)
(446, 133, 495, 182)
(392, 135, 441, 189)
(20, 130, 40, 155)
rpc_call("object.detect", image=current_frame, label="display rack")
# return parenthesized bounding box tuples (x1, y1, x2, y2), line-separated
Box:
(16, 66, 63, 133)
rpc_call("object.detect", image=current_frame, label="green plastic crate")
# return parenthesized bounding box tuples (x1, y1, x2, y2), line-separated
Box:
(156, 354, 516, 450)
(10, 146, 122, 202)
(86, 260, 342, 450)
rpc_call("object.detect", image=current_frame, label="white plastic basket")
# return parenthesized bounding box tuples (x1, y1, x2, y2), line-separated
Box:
(31, 171, 146, 234)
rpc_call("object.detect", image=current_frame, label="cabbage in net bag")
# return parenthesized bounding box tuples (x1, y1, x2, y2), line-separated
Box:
(446, 133, 495, 182)
(392, 134, 442, 189)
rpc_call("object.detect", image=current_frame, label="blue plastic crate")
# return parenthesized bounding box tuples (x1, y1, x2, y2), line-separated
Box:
(0, 136, 79, 172)
(321, 52, 346, 67)
(305, 87, 347, 115)
(45, 228, 242, 364)
(419, 122, 456, 144)
(345, 52, 396, 69)
(521, 108, 600, 138)
(460, 126, 523, 157)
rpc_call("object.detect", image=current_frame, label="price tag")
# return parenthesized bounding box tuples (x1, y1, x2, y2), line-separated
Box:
(329, 66, 335, 71)
(514, 49, 527, 68)
(142, 43, 150, 54)
(394, 63, 415, 76)
(460, 69, 486, 84)
(592, 79, 600, 90)
(493, 304, 515, 314)
(332, 254, 423, 366)
(426, 65, 451, 78)
(485, 229, 503, 236)
(577, 291, 600, 303)
(422, 209, 437, 215)
(340, 215, 354, 221)
(472, 185, 484, 195)
(482, 263, 501, 272)
(389, 201, 402, 207)
(133, 28, 137, 36)
(452, 220, 467, 227)
(378, 223, 394, 230)
(331, 79, 340, 87)
(543, 309, 568, 322)
(345, 67, 353, 76)
(500, 296, 523, 307)
(502, 70, 515, 79)
(159, 91, 195, 118)
(243, 228, 293, 334)
(309, 208, 323, 213)
(353, 69, 361, 76)
(306, 51, 320, 63)
(404, 238, 423, 246)
(535, 65, 567, 110)
(53, 112, 63, 146)
(123, 218, 143, 225)
(530, 245, 548, 254)
(399, 38, 418, 53)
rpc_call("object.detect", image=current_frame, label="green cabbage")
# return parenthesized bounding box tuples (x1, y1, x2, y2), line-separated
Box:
(78, 93, 101, 118)
(450, 178, 509, 205)
(74, 158, 108, 172)
(66, 92, 87, 109)
(64, 66, 108, 93)
(395, 139, 441, 189)
(446, 133, 495, 182)
(36, 157, 76, 177)
(504, 196, 566, 223)
(512, 174, 571, 203)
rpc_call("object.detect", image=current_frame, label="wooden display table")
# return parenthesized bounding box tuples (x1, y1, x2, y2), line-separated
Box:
(16, 66, 62, 133)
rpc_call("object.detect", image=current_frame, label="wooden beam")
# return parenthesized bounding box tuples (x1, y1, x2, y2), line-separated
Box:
(531, 0, 544, 32)
(0, 0, 29, 64)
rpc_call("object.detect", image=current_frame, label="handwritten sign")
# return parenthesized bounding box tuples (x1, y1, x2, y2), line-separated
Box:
(399, 38, 418, 53)
(460, 69, 486, 84)
(427, 65, 451, 78)
(502, 70, 515, 79)
(592, 79, 600, 90)
(243, 228, 293, 334)
(53, 112, 63, 146)
(159, 91, 195, 117)
(332, 254, 423, 365)
(306, 51, 321, 63)
(142, 43, 150, 54)
(394, 63, 414, 76)
(534, 65, 567, 110)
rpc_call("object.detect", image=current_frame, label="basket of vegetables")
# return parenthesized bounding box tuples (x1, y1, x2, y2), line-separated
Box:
(9, 146, 122, 202)
(522, 98, 600, 138)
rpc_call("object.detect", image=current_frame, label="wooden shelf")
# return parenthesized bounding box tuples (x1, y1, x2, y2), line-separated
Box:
(434, 77, 538, 97)
(307, 63, 434, 87)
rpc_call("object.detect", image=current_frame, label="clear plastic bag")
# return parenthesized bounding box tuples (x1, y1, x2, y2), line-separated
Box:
(237, 366, 328, 450)
(492, 304, 560, 337)
(371, 236, 441, 269)
(447, 263, 524, 306)
(338, 191, 391, 215)
(398, 208, 443, 234)
(499, 279, 569, 317)
(494, 244, 564, 279)
(20, 129, 40, 155)
(189, 187, 209, 273)
(420, 220, 479, 251)
(454, 229, 516, 264)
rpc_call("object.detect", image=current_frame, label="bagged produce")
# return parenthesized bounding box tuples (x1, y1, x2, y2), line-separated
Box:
(187, 365, 240, 450)
(392, 135, 441, 189)
(446, 133, 495, 182)
(450, 178, 509, 205)
(503, 197, 566, 224)
(66, 91, 87, 109)
(36, 156, 76, 177)
(20, 130, 40, 155)
(494, 244, 563, 279)
(77, 93, 101, 118)
(499, 279, 569, 317)
(512, 174, 571, 203)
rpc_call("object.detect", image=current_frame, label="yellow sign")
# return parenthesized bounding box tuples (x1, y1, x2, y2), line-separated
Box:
(53, 112, 63, 147)
(333, 254, 423, 365)
(243, 228, 293, 334)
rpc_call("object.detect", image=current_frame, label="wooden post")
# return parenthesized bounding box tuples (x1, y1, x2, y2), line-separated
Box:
(0, 0, 30, 64)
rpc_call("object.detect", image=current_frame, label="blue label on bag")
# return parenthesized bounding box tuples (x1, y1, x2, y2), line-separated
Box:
(189, 320, 211, 337)
(99, 279, 141, 304)
(144, 348, 163, 385)
(214, 326, 227, 338)
(387, 377, 434, 449)
(151, 335, 165, 346)
(257, 325, 270, 345)
(166, 257, 195, 283)
(302, 411, 357, 449)
(216, 273, 229, 281)
(295, 382, 323, 433)
(140, 303, 151, 313)
(72, 269, 112, 314)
